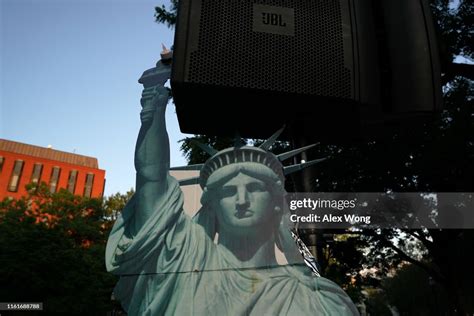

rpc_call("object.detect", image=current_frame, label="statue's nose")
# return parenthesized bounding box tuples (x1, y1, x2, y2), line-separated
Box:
(236, 186, 250, 209)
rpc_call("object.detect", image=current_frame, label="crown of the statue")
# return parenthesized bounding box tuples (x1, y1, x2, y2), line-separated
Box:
(171, 127, 327, 188)
(199, 146, 285, 188)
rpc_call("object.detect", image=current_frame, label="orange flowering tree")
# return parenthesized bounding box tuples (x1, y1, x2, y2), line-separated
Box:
(0, 183, 127, 313)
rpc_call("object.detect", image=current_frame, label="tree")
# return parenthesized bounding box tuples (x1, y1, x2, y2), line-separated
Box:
(179, 135, 241, 164)
(382, 263, 452, 316)
(430, 0, 474, 84)
(0, 183, 118, 314)
(309, 72, 472, 313)
(103, 188, 134, 221)
(154, 0, 178, 28)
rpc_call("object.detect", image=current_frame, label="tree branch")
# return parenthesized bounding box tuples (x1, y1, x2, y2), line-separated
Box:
(442, 62, 474, 84)
(404, 229, 434, 253)
(366, 230, 446, 286)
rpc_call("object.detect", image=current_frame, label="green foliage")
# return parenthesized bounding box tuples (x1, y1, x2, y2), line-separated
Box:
(382, 263, 451, 316)
(0, 183, 118, 314)
(154, 0, 178, 28)
(430, 0, 473, 64)
(323, 235, 369, 304)
(364, 289, 392, 316)
(250, 139, 291, 155)
(179, 135, 242, 164)
(431, 0, 474, 84)
(103, 188, 134, 221)
(312, 75, 473, 311)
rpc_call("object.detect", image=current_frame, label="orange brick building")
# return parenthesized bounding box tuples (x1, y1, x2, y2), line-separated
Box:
(0, 139, 106, 200)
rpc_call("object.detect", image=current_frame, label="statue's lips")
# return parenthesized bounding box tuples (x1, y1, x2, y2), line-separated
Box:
(235, 210, 253, 218)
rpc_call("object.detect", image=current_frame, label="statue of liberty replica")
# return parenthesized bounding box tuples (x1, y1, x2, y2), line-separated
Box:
(106, 48, 359, 315)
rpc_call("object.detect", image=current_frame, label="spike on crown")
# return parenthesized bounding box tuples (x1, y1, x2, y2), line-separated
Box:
(174, 127, 325, 187)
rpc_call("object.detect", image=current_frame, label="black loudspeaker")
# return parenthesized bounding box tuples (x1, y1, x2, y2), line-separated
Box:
(171, 0, 441, 140)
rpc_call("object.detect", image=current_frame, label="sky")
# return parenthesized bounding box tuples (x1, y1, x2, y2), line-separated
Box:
(1, 0, 187, 196)
(1, 0, 470, 197)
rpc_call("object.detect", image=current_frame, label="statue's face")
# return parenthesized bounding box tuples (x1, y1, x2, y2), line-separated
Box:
(214, 172, 274, 235)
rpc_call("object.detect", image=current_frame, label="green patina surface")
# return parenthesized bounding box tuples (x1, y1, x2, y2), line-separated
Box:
(105, 60, 359, 315)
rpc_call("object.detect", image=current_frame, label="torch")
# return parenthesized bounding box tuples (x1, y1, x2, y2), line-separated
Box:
(138, 44, 173, 88)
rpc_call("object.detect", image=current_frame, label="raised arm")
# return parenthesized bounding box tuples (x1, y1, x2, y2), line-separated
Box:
(134, 61, 172, 230)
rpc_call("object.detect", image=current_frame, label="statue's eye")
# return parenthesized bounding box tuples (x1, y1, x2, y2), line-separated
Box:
(220, 186, 237, 198)
(247, 182, 266, 193)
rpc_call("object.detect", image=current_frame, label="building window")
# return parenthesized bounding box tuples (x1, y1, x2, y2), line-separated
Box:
(30, 163, 43, 184)
(84, 173, 94, 197)
(67, 170, 78, 194)
(49, 167, 61, 193)
(8, 160, 24, 192)
(0, 156, 4, 173)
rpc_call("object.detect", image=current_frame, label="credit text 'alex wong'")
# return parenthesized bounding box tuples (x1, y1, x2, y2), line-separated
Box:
(290, 213, 371, 225)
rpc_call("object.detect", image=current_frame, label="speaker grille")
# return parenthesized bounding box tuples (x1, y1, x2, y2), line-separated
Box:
(188, 0, 351, 98)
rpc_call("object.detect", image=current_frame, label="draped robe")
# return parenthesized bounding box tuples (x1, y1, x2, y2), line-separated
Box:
(106, 176, 359, 315)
